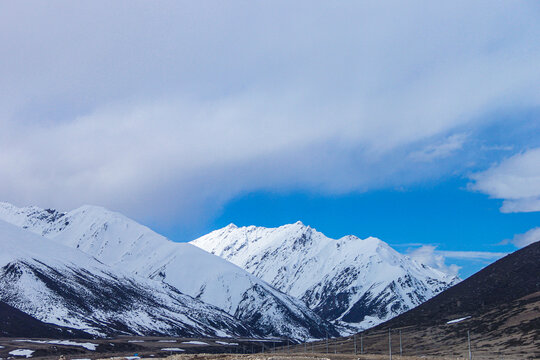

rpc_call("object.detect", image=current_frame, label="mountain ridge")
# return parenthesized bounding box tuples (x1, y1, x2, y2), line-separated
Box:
(0, 218, 254, 338)
(191, 221, 460, 331)
(0, 202, 337, 340)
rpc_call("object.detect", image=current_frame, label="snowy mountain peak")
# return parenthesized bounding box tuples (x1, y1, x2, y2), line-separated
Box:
(70, 204, 119, 217)
(283, 220, 309, 230)
(0, 202, 66, 235)
(337, 234, 361, 241)
(192, 223, 460, 331)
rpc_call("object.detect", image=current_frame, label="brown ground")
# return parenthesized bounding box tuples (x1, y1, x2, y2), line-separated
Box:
(2, 293, 537, 360)
(130, 353, 536, 360)
(289, 291, 539, 360)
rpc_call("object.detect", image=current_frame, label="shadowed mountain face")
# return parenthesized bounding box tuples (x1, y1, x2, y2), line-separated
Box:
(0, 301, 90, 338)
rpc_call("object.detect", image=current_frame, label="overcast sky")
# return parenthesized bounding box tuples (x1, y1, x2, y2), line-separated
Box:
(1, 1, 539, 276)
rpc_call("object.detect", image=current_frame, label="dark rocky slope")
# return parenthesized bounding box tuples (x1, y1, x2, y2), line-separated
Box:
(0, 300, 90, 338)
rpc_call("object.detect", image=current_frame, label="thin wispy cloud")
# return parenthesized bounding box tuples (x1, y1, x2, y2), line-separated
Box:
(508, 227, 540, 248)
(438, 250, 508, 260)
(409, 133, 468, 162)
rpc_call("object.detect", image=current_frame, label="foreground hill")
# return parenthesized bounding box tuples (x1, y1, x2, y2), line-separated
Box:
(192, 222, 459, 330)
(0, 202, 337, 340)
(302, 241, 539, 358)
(375, 239, 540, 329)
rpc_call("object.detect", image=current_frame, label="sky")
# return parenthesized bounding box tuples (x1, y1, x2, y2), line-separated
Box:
(1, 1, 539, 278)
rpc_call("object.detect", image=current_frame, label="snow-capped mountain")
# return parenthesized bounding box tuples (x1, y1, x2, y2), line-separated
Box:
(0, 219, 252, 338)
(0, 202, 337, 340)
(192, 222, 460, 330)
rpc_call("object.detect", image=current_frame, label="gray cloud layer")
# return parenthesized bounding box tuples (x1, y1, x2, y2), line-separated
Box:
(1, 1, 540, 225)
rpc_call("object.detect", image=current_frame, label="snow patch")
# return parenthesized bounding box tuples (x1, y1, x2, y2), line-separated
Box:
(216, 341, 238, 346)
(12, 340, 97, 350)
(9, 350, 34, 358)
(182, 341, 208, 345)
(446, 316, 471, 324)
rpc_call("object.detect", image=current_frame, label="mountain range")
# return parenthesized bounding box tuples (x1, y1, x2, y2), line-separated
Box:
(0, 219, 252, 337)
(0, 202, 459, 340)
(0, 203, 335, 340)
(192, 222, 459, 330)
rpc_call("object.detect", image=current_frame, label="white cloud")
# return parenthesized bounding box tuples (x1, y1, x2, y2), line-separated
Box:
(437, 250, 508, 260)
(408, 245, 508, 277)
(408, 245, 461, 277)
(469, 148, 540, 213)
(509, 227, 540, 248)
(0, 1, 540, 225)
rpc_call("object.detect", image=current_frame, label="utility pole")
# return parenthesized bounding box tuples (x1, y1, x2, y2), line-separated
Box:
(468, 330, 472, 360)
(326, 332, 329, 354)
(399, 329, 402, 358)
(287, 338, 290, 353)
(389, 328, 392, 360)
(354, 334, 357, 355)
(361, 333, 363, 354)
